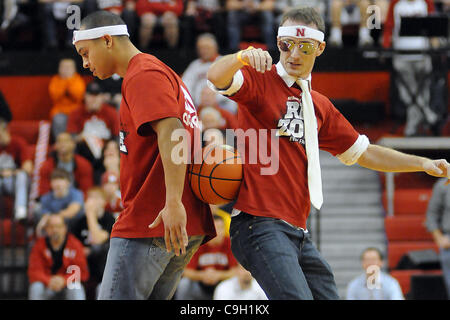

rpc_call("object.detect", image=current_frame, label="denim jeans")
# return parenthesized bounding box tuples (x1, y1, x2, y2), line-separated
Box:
(0, 170, 29, 219)
(226, 10, 276, 52)
(439, 247, 450, 299)
(230, 212, 339, 300)
(28, 281, 86, 300)
(97, 235, 204, 300)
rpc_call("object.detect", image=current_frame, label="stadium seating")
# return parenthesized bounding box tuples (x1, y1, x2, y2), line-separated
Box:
(382, 188, 433, 216)
(385, 215, 433, 241)
(390, 269, 443, 296)
(0, 219, 26, 247)
(8, 120, 41, 145)
(387, 241, 439, 270)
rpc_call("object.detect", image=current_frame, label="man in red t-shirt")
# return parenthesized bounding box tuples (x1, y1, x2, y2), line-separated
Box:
(174, 214, 238, 300)
(73, 11, 215, 300)
(207, 7, 450, 300)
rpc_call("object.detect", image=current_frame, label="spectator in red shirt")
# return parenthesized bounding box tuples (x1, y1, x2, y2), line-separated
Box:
(39, 132, 94, 197)
(136, 0, 184, 49)
(175, 214, 238, 300)
(28, 214, 89, 300)
(67, 81, 119, 165)
(0, 118, 33, 219)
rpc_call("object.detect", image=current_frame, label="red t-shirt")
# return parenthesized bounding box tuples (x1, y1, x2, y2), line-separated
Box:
(0, 135, 31, 170)
(112, 53, 216, 240)
(67, 103, 119, 139)
(228, 66, 360, 229)
(186, 237, 237, 271)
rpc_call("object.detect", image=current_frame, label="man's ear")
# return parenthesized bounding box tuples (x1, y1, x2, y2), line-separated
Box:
(103, 34, 114, 49)
(316, 41, 326, 57)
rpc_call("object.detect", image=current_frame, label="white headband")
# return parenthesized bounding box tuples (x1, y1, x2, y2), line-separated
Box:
(72, 25, 129, 45)
(277, 25, 324, 42)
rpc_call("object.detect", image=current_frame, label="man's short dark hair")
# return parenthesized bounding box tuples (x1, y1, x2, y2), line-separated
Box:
(360, 247, 384, 261)
(81, 10, 127, 30)
(50, 168, 71, 181)
(279, 7, 326, 33)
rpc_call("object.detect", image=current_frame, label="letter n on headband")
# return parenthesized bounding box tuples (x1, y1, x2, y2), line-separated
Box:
(296, 28, 305, 37)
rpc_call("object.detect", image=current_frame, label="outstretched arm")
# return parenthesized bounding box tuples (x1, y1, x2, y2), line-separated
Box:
(357, 144, 450, 184)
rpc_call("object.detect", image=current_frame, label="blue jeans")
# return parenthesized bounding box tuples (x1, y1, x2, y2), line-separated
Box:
(98, 235, 204, 300)
(0, 170, 29, 218)
(226, 10, 276, 51)
(439, 247, 450, 299)
(28, 281, 86, 300)
(230, 212, 339, 300)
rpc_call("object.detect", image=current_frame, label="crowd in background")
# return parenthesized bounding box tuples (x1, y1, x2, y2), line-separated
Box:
(1, 0, 448, 52)
(0, 0, 450, 300)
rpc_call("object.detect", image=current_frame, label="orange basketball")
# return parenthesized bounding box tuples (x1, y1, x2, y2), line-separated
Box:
(189, 144, 243, 205)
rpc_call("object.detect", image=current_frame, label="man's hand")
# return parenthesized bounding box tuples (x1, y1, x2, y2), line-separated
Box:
(436, 234, 450, 249)
(422, 159, 450, 185)
(36, 214, 50, 237)
(238, 47, 272, 74)
(201, 268, 222, 286)
(148, 201, 188, 256)
(48, 275, 66, 292)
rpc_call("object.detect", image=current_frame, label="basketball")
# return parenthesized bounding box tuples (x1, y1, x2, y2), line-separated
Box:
(189, 144, 243, 205)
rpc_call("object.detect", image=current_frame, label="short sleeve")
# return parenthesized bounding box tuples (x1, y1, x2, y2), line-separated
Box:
(208, 67, 262, 110)
(70, 188, 85, 205)
(124, 70, 181, 136)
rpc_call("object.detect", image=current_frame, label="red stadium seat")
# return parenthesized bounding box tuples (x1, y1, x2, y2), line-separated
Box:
(0, 219, 26, 246)
(8, 120, 41, 145)
(390, 269, 443, 296)
(382, 188, 433, 216)
(387, 241, 439, 270)
(385, 216, 433, 241)
(379, 172, 437, 191)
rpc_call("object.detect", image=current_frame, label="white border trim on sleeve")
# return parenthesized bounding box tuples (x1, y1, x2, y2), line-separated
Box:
(207, 70, 244, 96)
(336, 134, 370, 166)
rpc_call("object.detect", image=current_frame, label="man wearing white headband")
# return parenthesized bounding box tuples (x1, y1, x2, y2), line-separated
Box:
(207, 7, 450, 300)
(73, 10, 216, 300)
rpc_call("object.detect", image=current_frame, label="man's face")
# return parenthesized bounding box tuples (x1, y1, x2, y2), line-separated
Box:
(55, 133, 75, 156)
(278, 20, 326, 79)
(50, 178, 70, 198)
(361, 250, 383, 271)
(85, 92, 104, 112)
(45, 215, 67, 242)
(197, 37, 218, 62)
(58, 59, 76, 79)
(87, 190, 107, 216)
(75, 37, 115, 80)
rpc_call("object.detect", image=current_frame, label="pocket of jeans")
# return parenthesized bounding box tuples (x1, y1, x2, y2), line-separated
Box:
(150, 237, 166, 251)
